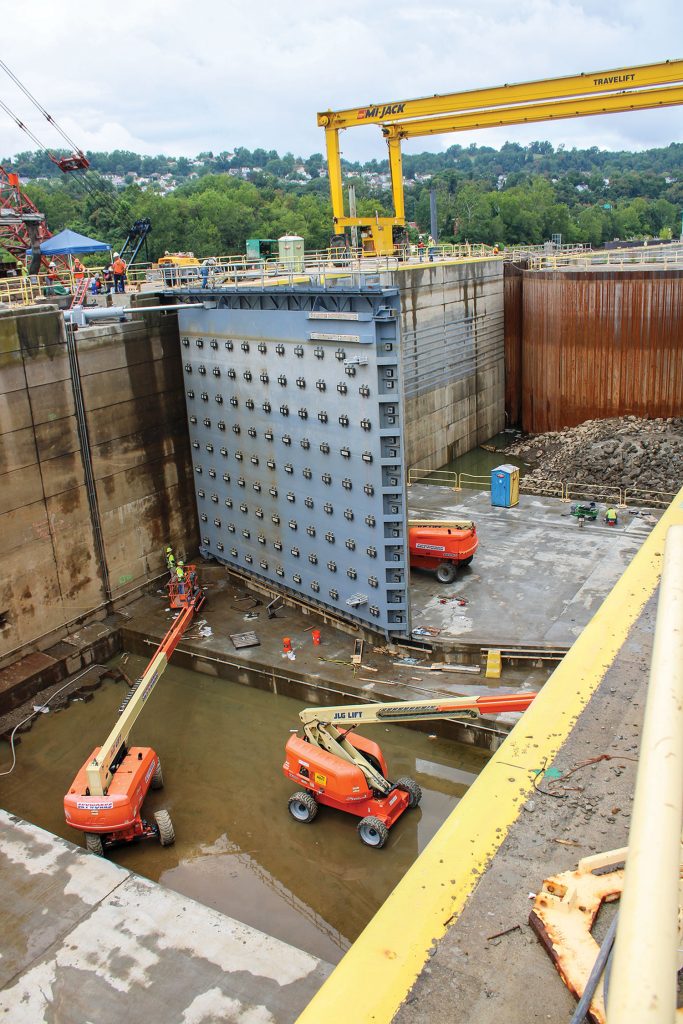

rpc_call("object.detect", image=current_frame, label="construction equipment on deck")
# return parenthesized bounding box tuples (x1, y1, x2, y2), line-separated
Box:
(570, 502, 599, 521)
(408, 518, 478, 583)
(318, 59, 683, 255)
(0, 167, 50, 273)
(119, 218, 152, 267)
(63, 566, 205, 855)
(283, 691, 535, 847)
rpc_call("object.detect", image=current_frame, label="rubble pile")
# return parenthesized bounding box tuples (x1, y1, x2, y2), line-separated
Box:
(505, 416, 683, 497)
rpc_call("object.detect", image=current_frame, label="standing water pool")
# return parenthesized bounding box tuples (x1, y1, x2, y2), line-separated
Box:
(0, 654, 490, 964)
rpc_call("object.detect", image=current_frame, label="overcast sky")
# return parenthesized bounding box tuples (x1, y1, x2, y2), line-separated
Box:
(1, 0, 681, 166)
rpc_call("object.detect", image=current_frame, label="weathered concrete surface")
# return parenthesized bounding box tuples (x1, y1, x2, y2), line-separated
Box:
(75, 313, 198, 597)
(0, 618, 121, 716)
(0, 810, 332, 1023)
(392, 591, 654, 1024)
(407, 484, 658, 645)
(390, 260, 505, 470)
(0, 305, 197, 666)
(120, 566, 517, 752)
(0, 306, 105, 659)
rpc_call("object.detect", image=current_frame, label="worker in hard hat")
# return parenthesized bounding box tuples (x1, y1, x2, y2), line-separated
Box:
(200, 257, 216, 289)
(111, 251, 127, 293)
(605, 507, 618, 527)
(176, 561, 186, 595)
(46, 261, 58, 284)
(165, 546, 176, 571)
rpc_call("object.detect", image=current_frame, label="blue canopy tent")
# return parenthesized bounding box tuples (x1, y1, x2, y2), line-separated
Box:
(27, 228, 111, 256)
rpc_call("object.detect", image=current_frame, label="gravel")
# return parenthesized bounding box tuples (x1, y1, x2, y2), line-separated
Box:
(504, 416, 683, 501)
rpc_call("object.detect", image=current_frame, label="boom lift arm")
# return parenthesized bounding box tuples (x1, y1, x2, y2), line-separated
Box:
(317, 58, 683, 255)
(64, 567, 205, 854)
(284, 691, 535, 846)
(84, 598, 197, 797)
(299, 692, 534, 794)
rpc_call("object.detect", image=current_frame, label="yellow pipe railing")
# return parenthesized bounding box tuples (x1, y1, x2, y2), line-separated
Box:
(608, 525, 683, 1022)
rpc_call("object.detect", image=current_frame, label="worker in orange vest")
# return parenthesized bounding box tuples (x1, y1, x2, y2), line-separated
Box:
(73, 257, 86, 280)
(111, 252, 127, 293)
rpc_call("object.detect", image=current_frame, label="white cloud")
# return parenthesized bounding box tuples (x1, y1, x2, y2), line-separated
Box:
(1, 0, 681, 163)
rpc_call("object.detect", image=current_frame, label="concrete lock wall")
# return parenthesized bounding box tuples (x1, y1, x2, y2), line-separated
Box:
(0, 305, 198, 664)
(0, 306, 104, 659)
(393, 260, 506, 470)
(76, 313, 198, 595)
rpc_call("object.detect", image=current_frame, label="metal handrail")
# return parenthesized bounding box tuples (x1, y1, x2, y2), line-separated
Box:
(1, 240, 601, 307)
(407, 472, 669, 510)
(622, 486, 676, 509)
(608, 525, 683, 1023)
(407, 468, 458, 488)
(519, 477, 565, 499)
(457, 472, 492, 490)
(528, 243, 683, 272)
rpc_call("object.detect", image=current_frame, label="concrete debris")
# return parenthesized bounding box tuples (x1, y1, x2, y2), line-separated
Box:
(505, 415, 683, 495)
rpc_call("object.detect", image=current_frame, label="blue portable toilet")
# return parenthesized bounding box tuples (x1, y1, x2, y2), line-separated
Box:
(491, 464, 520, 508)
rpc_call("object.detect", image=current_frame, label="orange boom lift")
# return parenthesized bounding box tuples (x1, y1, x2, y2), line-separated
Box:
(408, 518, 478, 584)
(283, 690, 535, 847)
(64, 567, 204, 856)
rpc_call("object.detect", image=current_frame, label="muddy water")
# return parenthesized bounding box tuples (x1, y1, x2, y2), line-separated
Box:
(0, 654, 489, 964)
(440, 431, 528, 485)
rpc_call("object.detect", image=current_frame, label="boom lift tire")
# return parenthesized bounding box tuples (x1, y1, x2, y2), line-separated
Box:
(358, 816, 389, 848)
(150, 759, 164, 790)
(85, 832, 104, 856)
(436, 562, 457, 584)
(395, 776, 422, 808)
(288, 791, 318, 823)
(460, 556, 473, 567)
(154, 809, 175, 846)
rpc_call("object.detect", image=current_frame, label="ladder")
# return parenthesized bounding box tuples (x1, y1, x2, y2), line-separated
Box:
(69, 275, 89, 309)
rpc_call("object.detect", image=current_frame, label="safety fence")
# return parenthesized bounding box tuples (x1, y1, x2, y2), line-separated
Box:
(527, 243, 683, 272)
(0, 239, 599, 310)
(0, 240, 566, 309)
(407, 468, 674, 509)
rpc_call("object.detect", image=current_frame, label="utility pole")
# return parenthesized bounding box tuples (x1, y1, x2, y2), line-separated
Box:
(429, 188, 438, 243)
(348, 186, 359, 250)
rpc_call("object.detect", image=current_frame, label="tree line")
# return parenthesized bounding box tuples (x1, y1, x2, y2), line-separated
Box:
(8, 140, 682, 258)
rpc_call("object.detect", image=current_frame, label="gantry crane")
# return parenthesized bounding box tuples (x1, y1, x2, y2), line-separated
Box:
(318, 59, 683, 255)
(283, 690, 535, 847)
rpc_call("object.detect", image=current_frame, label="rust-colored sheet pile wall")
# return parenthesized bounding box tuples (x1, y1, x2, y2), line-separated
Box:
(518, 269, 683, 433)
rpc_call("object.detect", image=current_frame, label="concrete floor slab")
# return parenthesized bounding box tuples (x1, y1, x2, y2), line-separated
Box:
(0, 811, 332, 1024)
(120, 573, 536, 752)
(407, 485, 658, 645)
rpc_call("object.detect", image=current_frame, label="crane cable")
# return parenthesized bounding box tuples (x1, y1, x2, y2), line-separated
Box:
(0, 78, 120, 218)
(0, 57, 85, 156)
(0, 95, 55, 160)
(0, 60, 129, 231)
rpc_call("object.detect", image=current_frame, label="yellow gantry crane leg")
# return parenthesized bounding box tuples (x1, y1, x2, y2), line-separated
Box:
(318, 59, 683, 256)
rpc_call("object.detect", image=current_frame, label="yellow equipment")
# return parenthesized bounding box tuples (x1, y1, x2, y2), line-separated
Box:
(318, 59, 683, 255)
